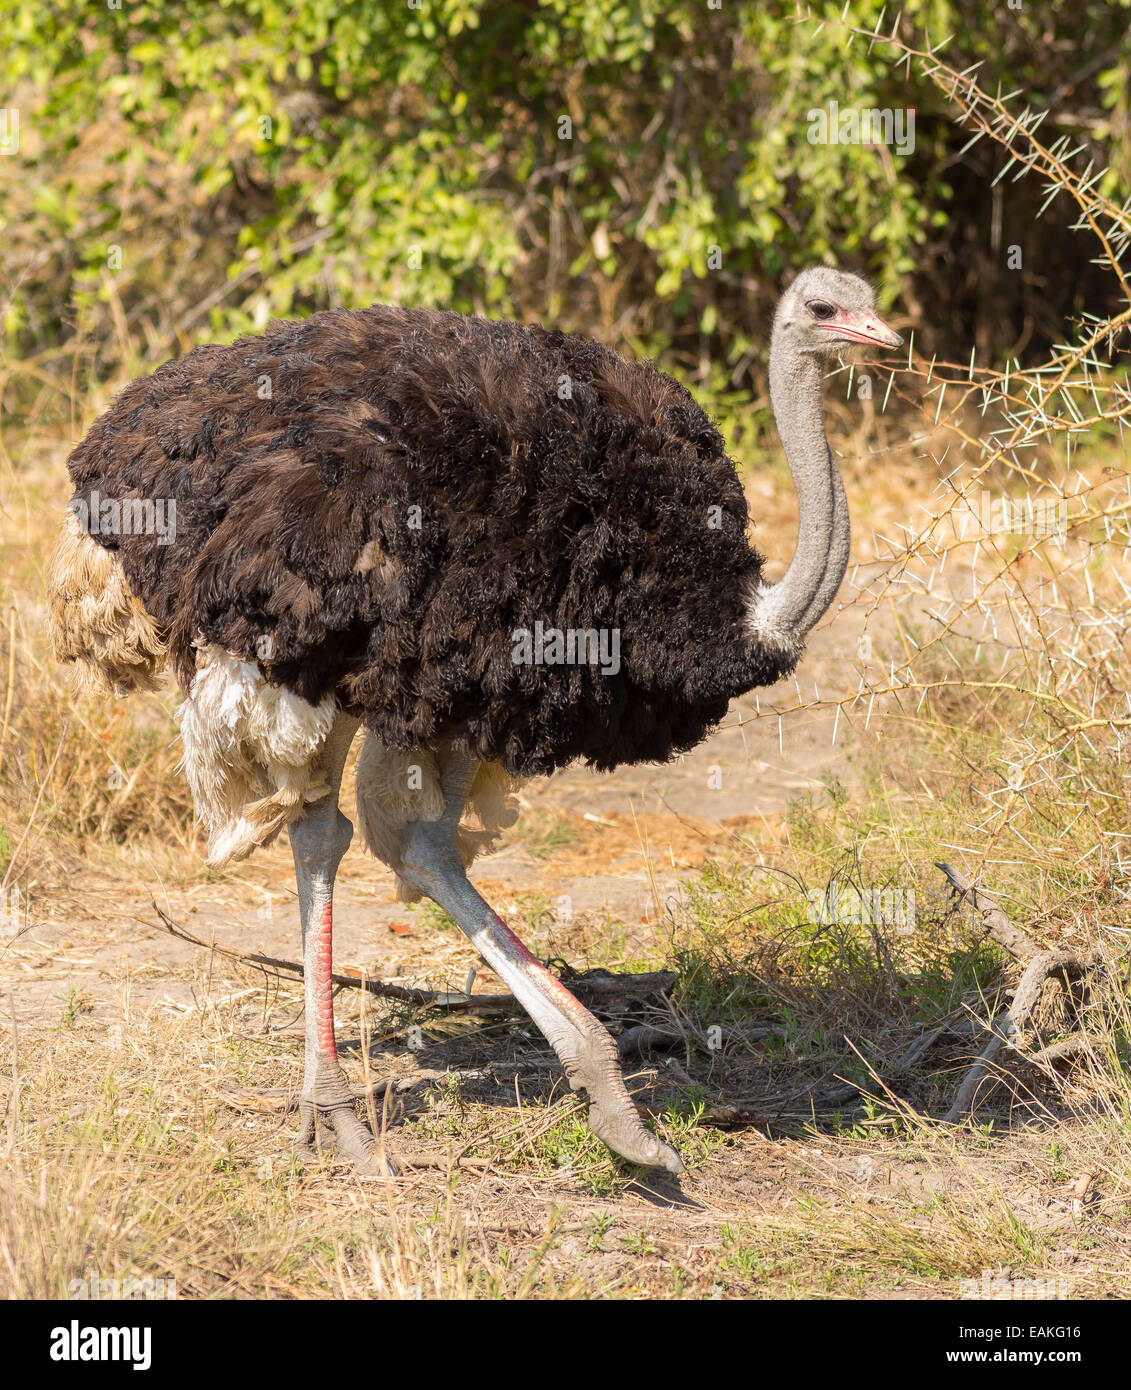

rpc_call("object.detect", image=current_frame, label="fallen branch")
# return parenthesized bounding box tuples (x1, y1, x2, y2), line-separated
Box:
(700, 1084, 863, 1127)
(215, 1067, 512, 1114)
(934, 862, 1042, 963)
(891, 1016, 978, 1073)
(549, 963, 677, 1003)
(1023, 1033, 1096, 1068)
(147, 904, 511, 1011)
(146, 904, 675, 1016)
(617, 1022, 778, 1059)
(944, 946, 1097, 1123)
(931, 865, 1107, 1120)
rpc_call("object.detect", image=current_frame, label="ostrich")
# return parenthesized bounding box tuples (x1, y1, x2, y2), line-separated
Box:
(48, 266, 901, 1175)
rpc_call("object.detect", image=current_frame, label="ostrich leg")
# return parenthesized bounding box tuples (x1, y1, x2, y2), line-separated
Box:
(399, 749, 683, 1174)
(289, 712, 388, 1173)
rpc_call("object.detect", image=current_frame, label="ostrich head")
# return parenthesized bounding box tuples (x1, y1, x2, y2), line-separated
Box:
(749, 264, 904, 663)
(773, 266, 902, 357)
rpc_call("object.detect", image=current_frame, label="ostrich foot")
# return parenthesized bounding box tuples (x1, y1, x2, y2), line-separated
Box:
(565, 1033, 683, 1174)
(293, 1077, 396, 1176)
(400, 828, 682, 1174)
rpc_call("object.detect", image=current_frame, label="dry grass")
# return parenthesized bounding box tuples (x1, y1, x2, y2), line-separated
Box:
(3, 959, 1130, 1299)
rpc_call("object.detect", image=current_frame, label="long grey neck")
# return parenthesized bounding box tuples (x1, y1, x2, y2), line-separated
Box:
(747, 332, 846, 660)
(797, 447, 850, 634)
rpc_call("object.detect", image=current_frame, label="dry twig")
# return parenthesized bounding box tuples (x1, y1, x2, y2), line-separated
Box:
(146, 904, 675, 1016)
(934, 865, 1102, 1121)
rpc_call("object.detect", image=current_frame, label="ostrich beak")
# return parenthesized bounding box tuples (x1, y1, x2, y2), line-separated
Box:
(823, 311, 904, 350)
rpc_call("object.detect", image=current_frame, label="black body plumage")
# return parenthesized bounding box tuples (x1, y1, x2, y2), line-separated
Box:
(65, 306, 794, 775)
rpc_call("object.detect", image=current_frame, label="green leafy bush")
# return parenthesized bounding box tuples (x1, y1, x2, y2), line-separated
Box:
(3, 0, 1128, 386)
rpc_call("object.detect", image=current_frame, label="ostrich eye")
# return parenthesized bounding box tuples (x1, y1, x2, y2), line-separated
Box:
(807, 301, 836, 320)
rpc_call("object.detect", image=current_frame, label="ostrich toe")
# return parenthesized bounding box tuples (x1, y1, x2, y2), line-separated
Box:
(293, 1097, 397, 1177)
